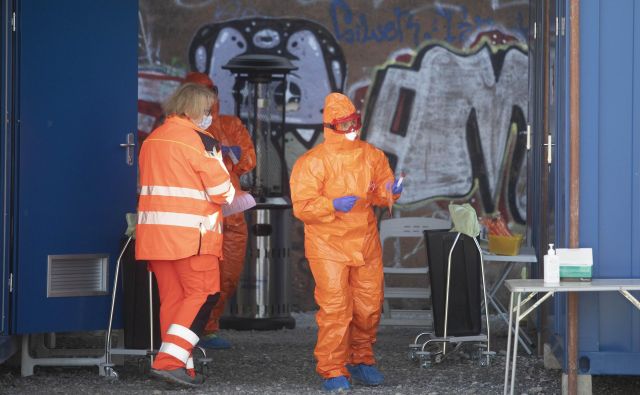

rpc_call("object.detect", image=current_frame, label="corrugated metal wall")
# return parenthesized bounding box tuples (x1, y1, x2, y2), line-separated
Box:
(561, 0, 640, 375)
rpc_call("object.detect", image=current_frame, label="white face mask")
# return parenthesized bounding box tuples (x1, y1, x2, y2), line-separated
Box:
(197, 114, 213, 130)
(345, 131, 359, 141)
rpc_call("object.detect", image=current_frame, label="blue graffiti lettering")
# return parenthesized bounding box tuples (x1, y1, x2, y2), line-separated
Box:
(330, 1, 507, 47)
(435, 5, 455, 43)
(331, 0, 419, 45)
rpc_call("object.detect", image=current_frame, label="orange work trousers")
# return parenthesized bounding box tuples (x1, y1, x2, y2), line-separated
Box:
(204, 214, 248, 333)
(308, 255, 384, 379)
(150, 254, 220, 371)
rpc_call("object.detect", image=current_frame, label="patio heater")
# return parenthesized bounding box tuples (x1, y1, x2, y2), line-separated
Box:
(220, 54, 296, 330)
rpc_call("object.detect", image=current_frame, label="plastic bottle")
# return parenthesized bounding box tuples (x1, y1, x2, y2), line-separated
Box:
(544, 243, 560, 284)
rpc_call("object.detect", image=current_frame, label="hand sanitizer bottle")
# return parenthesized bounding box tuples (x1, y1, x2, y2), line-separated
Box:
(544, 243, 560, 284)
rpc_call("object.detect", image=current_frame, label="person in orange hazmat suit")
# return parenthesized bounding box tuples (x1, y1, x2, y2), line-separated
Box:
(183, 72, 256, 350)
(136, 82, 235, 387)
(290, 92, 403, 391)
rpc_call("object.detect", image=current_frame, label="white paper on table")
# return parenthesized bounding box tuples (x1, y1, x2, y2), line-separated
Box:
(222, 191, 256, 217)
(556, 248, 593, 267)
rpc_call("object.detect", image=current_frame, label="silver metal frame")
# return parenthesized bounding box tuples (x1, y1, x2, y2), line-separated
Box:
(408, 232, 495, 368)
(442, 235, 492, 364)
(102, 235, 155, 377)
(481, 248, 538, 355)
(502, 279, 640, 395)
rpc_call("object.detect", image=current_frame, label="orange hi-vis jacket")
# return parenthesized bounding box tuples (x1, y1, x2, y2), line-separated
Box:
(136, 116, 235, 261)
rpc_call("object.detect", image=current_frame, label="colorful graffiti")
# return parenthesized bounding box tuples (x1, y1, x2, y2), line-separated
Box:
(136, 1, 530, 309)
(137, 17, 528, 223)
(188, 18, 347, 150)
(362, 40, 528, 223)
(329, 0, 527, 47)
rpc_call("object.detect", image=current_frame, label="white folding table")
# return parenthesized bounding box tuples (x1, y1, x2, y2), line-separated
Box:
(503, 279, 640, 395)
(482, 247, 537, 354)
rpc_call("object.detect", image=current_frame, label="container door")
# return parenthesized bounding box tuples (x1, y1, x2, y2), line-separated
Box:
(0, 0, 14, 335)
(529, 0, 567, 350)
(10, 0, 137, 334)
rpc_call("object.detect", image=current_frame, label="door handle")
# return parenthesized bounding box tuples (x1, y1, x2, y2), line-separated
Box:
(120, 133, 135, 166)
(543, 134, 555, 165)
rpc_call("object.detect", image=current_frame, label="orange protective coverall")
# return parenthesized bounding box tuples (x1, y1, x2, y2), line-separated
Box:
(290, 93, 398, 379)
(183, 72, 257, 334)
(136, 115, 235, 371)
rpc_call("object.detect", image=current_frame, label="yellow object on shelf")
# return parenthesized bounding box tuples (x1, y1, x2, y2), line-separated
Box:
(488, 234, 523, 256)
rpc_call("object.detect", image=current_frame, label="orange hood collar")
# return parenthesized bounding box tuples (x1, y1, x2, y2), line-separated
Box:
(322, 93, 359, 148)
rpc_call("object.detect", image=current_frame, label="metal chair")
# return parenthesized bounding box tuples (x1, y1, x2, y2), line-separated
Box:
(379, 217, 451, 326)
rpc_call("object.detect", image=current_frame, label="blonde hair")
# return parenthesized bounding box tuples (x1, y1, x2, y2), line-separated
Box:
(163, 82, 216, 118)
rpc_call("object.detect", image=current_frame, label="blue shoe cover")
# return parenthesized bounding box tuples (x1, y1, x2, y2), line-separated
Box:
(197, 333, 231, 350)
(347, 364, 384, 386)
(322, 376, 351, 391)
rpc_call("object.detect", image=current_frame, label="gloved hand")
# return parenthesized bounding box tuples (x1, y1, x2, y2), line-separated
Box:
(333, 195, 358, 213)
(221, 145, 241, 159)
(389, 178, 403, 194)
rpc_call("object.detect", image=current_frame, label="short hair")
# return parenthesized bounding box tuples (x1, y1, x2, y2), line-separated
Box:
(163, 82, 216, 118)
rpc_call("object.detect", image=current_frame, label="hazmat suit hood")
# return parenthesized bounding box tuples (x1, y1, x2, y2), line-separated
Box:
(322, 93, 360, 150)
(184, 72, 220, 118)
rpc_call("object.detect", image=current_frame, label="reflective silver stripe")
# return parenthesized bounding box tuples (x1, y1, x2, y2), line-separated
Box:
(140, 185, 208, 201)
(167, 324, 199, 346)
(204, 212, 220, 232)
(207, 179, 232, 196)
(138, 211, 204, 229)
(138, 211, 222, 234)
(186, 357, 194, 370)
(223, 184, 236, 205)
(158, 342, 190, 364)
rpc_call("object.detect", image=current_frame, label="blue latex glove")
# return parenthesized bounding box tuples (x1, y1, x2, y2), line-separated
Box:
(391, 178, 403, 194)
(221, 145, 241, 159)
(333, 195, 358, 213)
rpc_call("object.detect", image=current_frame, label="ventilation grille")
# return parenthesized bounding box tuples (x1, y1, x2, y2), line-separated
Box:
(47, 254, 109, 297)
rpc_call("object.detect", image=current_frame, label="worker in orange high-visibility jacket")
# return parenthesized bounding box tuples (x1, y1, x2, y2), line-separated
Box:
(136, 82, 235, 387)
(183, 72, 256, 350)
(290, 93, 403, 392)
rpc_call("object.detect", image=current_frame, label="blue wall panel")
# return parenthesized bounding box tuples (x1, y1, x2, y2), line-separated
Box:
(570, 0, 640, 374)
(596, 0, 635, 354)
(633, 0, 640, 356)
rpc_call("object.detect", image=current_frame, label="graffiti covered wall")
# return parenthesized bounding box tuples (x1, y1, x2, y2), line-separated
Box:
(138, 0, 529, 310)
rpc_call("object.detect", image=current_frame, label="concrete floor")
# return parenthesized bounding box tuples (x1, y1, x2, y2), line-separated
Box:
(0, 312, 638, 394)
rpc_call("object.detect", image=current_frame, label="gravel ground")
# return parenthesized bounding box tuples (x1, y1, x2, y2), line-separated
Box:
(0, 312, 639, 394)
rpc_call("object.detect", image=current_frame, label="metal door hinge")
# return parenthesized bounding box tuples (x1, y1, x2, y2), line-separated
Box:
(543, 134, 555, 164)
(555, 17, 559, 37)
(11, 12, 16, 32)
(533, 22, 537, 40)
(526, 125, 531, 150)
(561, 16, 566, 36)
(8, 273, 13, 293)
